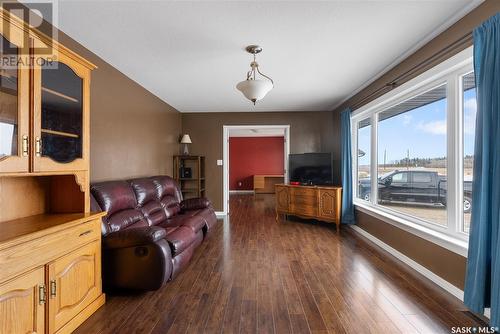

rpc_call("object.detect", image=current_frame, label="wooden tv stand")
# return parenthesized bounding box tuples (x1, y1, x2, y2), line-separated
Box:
(275, 184, 342, 231)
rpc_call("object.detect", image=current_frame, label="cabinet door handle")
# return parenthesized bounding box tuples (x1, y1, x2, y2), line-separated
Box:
(39, 284, 46, 305)
(79, 230, 92, 237)
(22, 135, 29, 156)
(35, 137, 42, 157)
(50, 280, 57, 298)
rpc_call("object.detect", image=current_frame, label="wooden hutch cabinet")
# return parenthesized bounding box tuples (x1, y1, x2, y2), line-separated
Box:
(0, 8, 105, 334)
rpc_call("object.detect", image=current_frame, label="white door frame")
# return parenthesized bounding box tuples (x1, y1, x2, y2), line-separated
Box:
(222, 125, 290, 215)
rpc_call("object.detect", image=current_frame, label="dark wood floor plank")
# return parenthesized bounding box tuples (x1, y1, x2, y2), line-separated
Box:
(289, 260, 328, 332)
(270, 263, 293, 334)
(257, 283, 275, 334)
(75, 194, 483, 334)
(240, 299, 257, 334)
(221, 286, 244, 334)
(290, 314, 311, 334)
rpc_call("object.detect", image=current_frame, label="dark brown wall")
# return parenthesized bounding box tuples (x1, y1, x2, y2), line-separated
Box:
(181, 112, 337, 211)
(50, 33, 182, 182)
(333, 1, 500, 290)
(356, 210, 467, 289)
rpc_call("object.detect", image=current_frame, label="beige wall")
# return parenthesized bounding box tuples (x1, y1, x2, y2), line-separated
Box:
(182, 112, 337, 211)
(332, 0, 500, 289)
(53, 33, 182, 182)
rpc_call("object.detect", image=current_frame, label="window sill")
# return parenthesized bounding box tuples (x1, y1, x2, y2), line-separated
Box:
(354, 201, 468, 257)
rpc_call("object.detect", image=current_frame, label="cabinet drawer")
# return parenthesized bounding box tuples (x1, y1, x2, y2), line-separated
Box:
(291, 187, 316, 197)
(292, 195, 317, 206)
(0, 219, 100, 284)
(291, 204, 317, 216)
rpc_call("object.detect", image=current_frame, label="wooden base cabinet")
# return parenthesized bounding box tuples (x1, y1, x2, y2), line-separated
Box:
(275, 184, 342, 231)
(0, 213, 105, 334)
(48, 241, 102, 334)
(0, 267, 46, 334)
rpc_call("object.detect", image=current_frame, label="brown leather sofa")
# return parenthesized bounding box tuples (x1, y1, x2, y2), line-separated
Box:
(90, 175, 218, 291)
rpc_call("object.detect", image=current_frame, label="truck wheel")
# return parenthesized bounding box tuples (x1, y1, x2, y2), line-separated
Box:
(464, 197, 472, 213)
(363, 193, 370, 201)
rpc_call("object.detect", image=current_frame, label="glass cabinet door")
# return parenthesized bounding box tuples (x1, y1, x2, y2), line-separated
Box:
(40, 62, 83, 163)
(32, 47, 89, 172)
(0, 32, 29, 173)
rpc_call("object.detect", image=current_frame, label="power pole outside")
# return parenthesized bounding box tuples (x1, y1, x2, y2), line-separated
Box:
(384, 149, 387, 171)
(406, 149, 410, 170)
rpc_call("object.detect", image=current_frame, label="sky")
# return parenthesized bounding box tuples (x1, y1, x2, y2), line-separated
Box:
(357, 87, 476, 166)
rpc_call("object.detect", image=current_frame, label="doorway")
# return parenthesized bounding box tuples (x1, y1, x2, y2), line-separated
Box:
(222, 125, 290, 215)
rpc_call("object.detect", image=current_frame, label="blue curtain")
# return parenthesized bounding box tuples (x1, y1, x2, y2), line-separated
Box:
(340, 108, 355, 225)
(464, 13, 500, 327)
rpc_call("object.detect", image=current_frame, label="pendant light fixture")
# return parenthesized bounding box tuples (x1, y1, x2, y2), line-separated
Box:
(236, 45, 274, 105)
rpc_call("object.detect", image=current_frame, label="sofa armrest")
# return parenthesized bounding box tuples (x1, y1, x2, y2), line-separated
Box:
(181, 197, 211, 211)
(103, 226, 166, 250)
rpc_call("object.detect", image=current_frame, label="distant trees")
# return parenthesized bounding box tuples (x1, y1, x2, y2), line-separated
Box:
(389, 156, 447, 168)
(380, 150, 474, 169)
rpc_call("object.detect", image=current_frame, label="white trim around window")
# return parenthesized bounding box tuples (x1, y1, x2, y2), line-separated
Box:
(351, 47, 474, 256)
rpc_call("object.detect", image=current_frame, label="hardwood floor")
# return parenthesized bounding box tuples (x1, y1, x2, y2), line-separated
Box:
(75, 194, 484, 334)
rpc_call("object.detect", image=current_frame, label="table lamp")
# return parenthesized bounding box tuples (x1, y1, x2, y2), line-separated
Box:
(180, 134, 192, 155)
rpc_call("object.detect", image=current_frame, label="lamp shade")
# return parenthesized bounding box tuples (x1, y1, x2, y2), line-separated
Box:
(180, 134, 192, 144)
(236, 79, 273, 103)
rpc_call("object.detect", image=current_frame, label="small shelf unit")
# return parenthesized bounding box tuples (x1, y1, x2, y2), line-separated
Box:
(173, 155, 206, 199)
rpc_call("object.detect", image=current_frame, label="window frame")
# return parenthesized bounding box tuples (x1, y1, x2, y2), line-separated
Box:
(351, 47, 474, 255)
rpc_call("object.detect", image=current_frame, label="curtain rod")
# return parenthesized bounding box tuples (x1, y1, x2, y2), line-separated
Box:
(351, 32, 473, 111)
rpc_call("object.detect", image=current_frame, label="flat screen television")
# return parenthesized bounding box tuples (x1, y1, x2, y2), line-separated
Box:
(289, 153, 333, 185)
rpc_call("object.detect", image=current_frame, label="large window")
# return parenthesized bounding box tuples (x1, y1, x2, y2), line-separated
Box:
(351, 48, 475, 244)
(377, 84, 448, 226)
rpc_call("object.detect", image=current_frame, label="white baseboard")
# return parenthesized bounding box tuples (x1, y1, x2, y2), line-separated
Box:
(350, 225, 464, 301)
(229, 190, 254, 194)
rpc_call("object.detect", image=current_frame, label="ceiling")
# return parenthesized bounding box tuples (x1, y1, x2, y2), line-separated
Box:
(36, 0, 481, 112)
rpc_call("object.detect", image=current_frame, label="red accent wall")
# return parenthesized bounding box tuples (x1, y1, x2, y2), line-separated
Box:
(229, 136, 284, 190)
